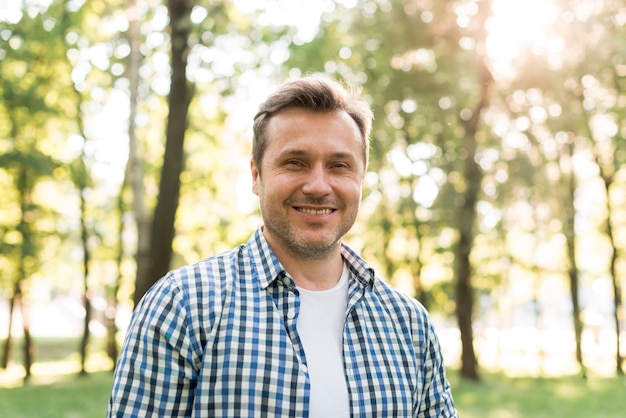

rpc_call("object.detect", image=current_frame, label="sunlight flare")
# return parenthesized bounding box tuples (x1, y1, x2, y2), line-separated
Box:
(486, 0, 560, 78)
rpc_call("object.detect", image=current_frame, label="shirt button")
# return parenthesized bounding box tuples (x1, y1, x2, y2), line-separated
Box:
(282, 277, 291, 287)
(287, 310, 295, 319)
(300, 364, 308, 373)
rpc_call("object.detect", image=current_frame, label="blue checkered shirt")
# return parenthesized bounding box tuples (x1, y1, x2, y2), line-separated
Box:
(107, 228, 457, 417)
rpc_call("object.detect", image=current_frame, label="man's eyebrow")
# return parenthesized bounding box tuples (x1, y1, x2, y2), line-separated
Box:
(329, 152, 358, 161)
(277, 149, 357, 160)
(277, 149, 307, 157)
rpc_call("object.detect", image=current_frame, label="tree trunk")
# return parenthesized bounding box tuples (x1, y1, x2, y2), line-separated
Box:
(408, 175, 427, 310)
(19, 286, 33, 385)
(607, 199, 624, 376)
(593, 152, 623, 376)
(577, 76, 624, 376)
(124, 0, 151, 310)
(17, 167, 34, 383)
(61, 12, 96, 372)
(0, 281, 19, 369)
(135, 0, 193, 306)
(454, 221, 479, 381)
(454, 111, 483, 381)
(599, 174, 623, 376)
(411, 226, 427, 309)
(453, 0, 492, 381)
(106, 185, 126, 366)
(79, 185, 91, 376)
(562, 140, 586, 377)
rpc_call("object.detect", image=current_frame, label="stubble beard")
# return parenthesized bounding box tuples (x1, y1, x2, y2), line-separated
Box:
(265, 221, 344, 260)
(263, 204, 359, 260)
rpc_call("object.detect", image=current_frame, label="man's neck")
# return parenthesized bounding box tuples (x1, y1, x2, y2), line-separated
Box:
(272, 244, 345, 291)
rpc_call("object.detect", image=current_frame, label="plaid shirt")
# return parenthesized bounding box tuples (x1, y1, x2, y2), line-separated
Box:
(107, 228, 457, 417)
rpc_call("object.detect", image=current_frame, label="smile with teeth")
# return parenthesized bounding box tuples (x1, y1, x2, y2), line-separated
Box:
(296, 207, 333, 215)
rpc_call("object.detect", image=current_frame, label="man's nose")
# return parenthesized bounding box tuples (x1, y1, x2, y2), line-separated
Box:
(302, 164, 332, 196)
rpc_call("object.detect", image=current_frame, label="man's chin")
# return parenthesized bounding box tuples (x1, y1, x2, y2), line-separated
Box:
(291, 233, 340, 258)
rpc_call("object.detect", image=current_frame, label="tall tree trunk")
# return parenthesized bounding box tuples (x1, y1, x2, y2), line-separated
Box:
(106, 184, 126, 366)
(606, 188, 624, 376)
(453, 0, 492, 381)
(580, 94, 624, 376)
(62, 4, 95, 373)
(454, 168, 481, 382)
(608, 75, 625, 378)
(125, 0, 151, 309)
(135, 0, 193, 306)
(411, 222, 427, 309)
(562, 140, 586, 378)
(597, 167, 623, 376)
(78, 184, 91, 376)
(19, 286, 33, 385)
(17, 167, 34, 384)
(380, 203, 396, 284)
(408, 175, 427, 309)
(1, 281, 19, 369)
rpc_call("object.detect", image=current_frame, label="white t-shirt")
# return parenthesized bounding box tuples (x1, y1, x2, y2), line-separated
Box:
(296, 265, 350, 418)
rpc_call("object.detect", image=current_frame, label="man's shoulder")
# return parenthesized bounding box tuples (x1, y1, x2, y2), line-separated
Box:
(168, 244, 248, 288)
(372, 277, 427, 312)
(341, 243, 429, 317)
(136, 244, 250, 325)
(156, 229, 280, 300)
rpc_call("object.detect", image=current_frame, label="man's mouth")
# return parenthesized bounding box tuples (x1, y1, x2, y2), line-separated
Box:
(296, 207, 333, 215)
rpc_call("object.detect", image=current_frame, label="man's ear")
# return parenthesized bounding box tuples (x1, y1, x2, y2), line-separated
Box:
(251, 159, 260, 196)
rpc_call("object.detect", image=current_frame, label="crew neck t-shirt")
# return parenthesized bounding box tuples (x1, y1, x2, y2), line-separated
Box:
(296, 264, 350, 418)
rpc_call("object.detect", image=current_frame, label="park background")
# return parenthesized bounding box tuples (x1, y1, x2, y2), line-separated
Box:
(1, 0, 625, 415)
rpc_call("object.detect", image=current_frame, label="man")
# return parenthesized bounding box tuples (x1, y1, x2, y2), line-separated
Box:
(107, 74, 458, 417)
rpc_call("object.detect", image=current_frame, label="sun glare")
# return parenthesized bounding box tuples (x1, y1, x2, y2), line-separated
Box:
(486, 0, 560, 79)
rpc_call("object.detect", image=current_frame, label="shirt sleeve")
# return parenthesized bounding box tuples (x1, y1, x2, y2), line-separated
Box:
(107, 275, 199, 417)
(417, 319, 458, 418)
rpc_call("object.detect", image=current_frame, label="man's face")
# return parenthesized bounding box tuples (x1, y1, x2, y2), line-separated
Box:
(251, 107, 366, 260)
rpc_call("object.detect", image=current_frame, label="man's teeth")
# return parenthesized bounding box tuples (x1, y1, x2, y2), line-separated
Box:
(298, 208, 332, 215)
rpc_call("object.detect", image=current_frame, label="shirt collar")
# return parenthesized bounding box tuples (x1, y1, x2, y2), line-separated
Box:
(247, 227, 376, 291)
(340, 244, 376, 290)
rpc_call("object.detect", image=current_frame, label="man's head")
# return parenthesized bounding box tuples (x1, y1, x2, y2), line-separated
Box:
(252, 74, 373, 173)
(250, 74, 374, 261)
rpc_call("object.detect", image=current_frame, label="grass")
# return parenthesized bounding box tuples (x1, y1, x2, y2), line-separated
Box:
(0, 337, 114, 417)
(449, 370, 626, 417)
(1, 338, 624, 416)
(0, 366, 624, 417)
(0, 371, 112, 418)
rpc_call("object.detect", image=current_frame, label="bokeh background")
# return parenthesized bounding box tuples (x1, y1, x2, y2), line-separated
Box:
(1, 0, 625, 415)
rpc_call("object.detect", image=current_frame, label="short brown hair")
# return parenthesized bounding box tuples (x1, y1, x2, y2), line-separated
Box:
(252, 73, 373, 170)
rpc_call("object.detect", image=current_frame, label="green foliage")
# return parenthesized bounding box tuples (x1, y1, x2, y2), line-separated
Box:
(0, 150, 60, 179)
(0, 2, 78, 301)
(286, 0, 497, 313)
(0, 0, 625, 379)
(284, 0, 626, 326)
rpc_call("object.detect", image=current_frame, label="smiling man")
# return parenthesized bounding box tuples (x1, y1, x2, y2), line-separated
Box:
(107, 74, 458, 417)
(252, 106, 364, 289)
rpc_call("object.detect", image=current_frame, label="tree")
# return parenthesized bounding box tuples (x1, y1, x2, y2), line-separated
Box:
(132, 0, 289, 305)
(0, 150, 60, 381)
(449, 0, 493, 381)
(0, 4, 71, 381)
(287, 0, 496, 380)
(573, 20, 626, 376)
(134, 0, 194, 305)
